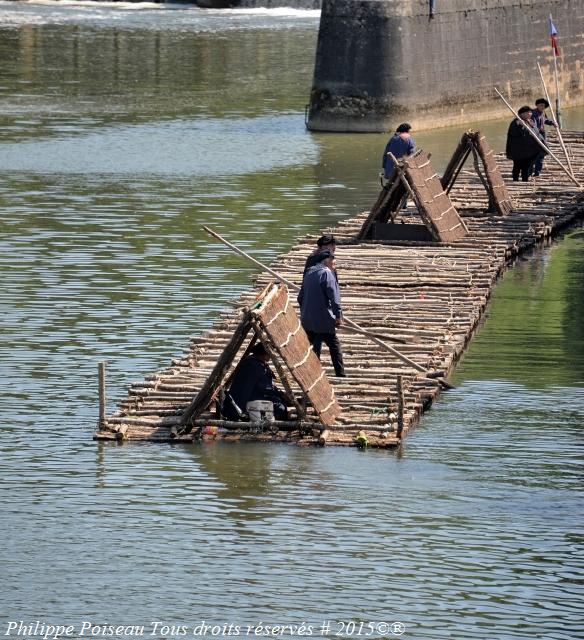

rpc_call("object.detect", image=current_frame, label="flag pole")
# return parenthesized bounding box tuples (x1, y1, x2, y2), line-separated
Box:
(549, 13, 562, 128)
(494, 88, 581, 188)
(536, 61, 574, 178)
(553, 51, 562, 129)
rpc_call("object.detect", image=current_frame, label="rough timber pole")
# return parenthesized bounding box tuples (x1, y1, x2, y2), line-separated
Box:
(98, 362, 106, 429)
(536, 61, 574, 178)
(553, 47, 562, 128)
(396, 375, 404, 440)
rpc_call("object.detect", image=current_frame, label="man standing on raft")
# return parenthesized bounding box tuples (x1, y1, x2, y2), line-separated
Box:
(382, 122, 416, 179)
(298, 250, 346, 378)
(506, 106, 544, 182)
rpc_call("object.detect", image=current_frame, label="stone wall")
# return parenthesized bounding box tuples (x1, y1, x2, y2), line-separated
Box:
(196, 1, 321, 7)
(307, 0, 584, 131)
(236, 0, 320, 6)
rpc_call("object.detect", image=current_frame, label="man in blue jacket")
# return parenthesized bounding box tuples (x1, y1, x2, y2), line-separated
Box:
(382, 122, 416, 178)
(297, 250, 346, 377)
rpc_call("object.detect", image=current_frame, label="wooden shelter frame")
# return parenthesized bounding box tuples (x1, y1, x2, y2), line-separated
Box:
(359, 150, 469, 242)
(178, 283, 341, 435)
(441, 130, 513, 216)
(358, 130, 512, 241)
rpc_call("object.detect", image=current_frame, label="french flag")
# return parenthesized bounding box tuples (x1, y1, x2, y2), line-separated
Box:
(549, 15, 560, 57)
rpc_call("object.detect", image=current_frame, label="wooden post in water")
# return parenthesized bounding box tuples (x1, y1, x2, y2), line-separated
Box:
(396, 375, 404, 440)
(98, 362, 106, 429)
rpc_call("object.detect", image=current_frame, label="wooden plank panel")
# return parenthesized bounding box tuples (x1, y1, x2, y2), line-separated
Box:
(471, 131, 514, 216)
(253, 284, 341, 426)
(404, 152, 469, 243)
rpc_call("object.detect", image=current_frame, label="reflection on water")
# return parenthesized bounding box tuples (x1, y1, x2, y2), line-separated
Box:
(0, 1, 319, 124)
(0, 115, 318, 174)
(454, 231, 584, 386)
(0, 4, 583, 640)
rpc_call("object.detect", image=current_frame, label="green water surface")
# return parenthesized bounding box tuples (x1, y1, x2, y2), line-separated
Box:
(0, 4, 582, 640)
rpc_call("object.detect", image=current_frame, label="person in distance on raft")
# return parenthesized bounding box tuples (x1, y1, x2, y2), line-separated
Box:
(382, 122, 415, 208)
(505, 106, 544, 182)
(531, 98, 556, 177)
(304, 233, 337, 276)
(382, 122, 416, 179)
(298, 250, 346, 378)
(221, 343, 288, 421)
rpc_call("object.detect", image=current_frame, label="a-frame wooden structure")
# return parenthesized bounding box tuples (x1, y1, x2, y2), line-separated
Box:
(442, 130, 513, 215)
(358, 150, 469, 242)
(178, 282, 341, 436)
(358, 130, 513, 241)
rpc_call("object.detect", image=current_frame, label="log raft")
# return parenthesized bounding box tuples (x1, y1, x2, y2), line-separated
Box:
(94, 131, 584, 448)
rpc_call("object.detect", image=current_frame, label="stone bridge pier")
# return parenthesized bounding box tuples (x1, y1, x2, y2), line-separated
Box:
(306, 0, 584, 132)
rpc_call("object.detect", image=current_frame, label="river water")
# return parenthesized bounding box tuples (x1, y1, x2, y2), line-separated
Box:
(1, 3, 583, 639)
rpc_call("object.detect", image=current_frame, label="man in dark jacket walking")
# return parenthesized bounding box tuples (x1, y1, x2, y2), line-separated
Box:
(506, 106, 544, 182)
(297, 251, 346, 377)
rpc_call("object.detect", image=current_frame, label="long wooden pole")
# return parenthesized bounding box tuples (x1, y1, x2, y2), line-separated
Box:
(396, 374, 404, 439)
(98, 361, 106, 429)
(339, 323, 409, 345)
(536, 61, 574, 178)
(202, 226, 454, 389)
(553, 52, 562, 129)
(494, 88, 581, 188)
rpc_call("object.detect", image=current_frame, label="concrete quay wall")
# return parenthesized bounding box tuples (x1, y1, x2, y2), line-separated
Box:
(307, 0, 584, 132)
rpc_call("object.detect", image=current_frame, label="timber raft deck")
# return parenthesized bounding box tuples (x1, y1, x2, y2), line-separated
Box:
(95, 131, 584, 448)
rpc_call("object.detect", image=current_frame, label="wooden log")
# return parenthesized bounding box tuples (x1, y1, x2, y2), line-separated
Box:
(115, 424, 128, 442)
(396, 375, 405, 439)
(98, 361, 106, 429)
(339, 323, 408, 344)
(188, 418, 313, 432)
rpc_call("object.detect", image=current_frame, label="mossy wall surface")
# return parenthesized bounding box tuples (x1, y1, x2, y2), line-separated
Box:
(308, 0, 584, 131)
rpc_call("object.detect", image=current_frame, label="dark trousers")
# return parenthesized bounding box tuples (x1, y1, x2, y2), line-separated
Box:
(533, 152, 546, 176)
(512, 155, 538, 181)
(305, 329, 345, 376)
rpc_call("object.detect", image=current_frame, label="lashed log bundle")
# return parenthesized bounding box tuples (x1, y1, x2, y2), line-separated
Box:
(95, 132, 584, 448)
